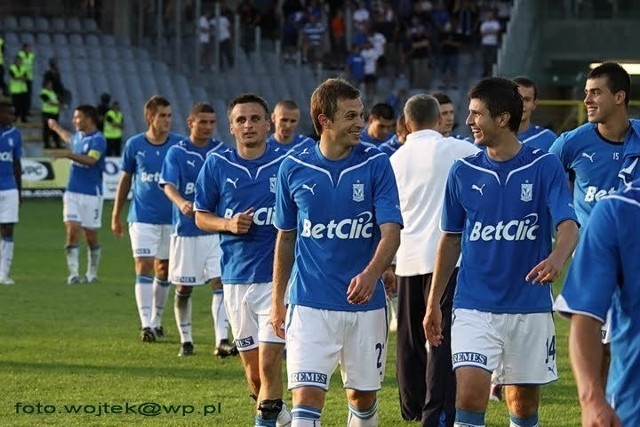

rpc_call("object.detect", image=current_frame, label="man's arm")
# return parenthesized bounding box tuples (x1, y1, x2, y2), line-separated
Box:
(51, 150, 100, 166)
(195, 208, 254, 234)
(47, 119, 73, 144)
(111, 172, 132, 237)
(163, 183, 193, 217)
(526, 219, 579, 284)
(570, 314, 621, 426)
(346, 222, 401, 305)
(424, 233, 461, 346)
(13, 158, 22, 203)
(270, 229, 296, 339)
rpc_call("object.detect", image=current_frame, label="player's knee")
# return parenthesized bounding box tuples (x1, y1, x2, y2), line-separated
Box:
(346, 390, 376, 410)
(257, 399, 283, 420)
(0, 224, 13, 238)
(209, 277, 222, 290)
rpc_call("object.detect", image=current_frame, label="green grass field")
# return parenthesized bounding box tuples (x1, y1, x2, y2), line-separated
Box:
(0, 200, 582, 426)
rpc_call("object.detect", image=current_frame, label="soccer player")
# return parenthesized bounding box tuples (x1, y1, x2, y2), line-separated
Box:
(111, 96, 184, 342)
(271, 78, 403, 426)
(0, 102, 22, 285)
(194, 93, 291, 427)
(378, 114, 408, 157)
(360, 102, 395, 146)
(549, 63, 640, 379)
(159, 102, 231, 357)
(423, 77, 579, 427)
(512, 77, 557, 151)
(48, 106, 106, 285)
(267, 99, 315, 152)
(391, 94, 480, 425)
(555, 181, 640, 427)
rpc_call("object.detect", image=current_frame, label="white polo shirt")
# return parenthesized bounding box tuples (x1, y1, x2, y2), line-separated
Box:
(390, 129, 480, 276)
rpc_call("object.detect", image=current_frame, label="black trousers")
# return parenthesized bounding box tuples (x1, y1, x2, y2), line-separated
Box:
(106, 137, 122, 157)
(42, 112, 61, 148)
(396, 269, 457, 426)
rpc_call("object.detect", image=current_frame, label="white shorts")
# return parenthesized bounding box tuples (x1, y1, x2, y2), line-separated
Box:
(63, 191, 103, 229)
(451, 309, 557, 385)
(0, 189, 19, 223)
(285, 305, 388, 392)
(169, 234, 221, 285)
(129, 222, 172, 259)
(223, 282, 285, 351)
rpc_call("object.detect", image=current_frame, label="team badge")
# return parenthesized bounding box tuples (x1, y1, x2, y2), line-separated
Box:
(521, 182, 533, 202)
(269, 176, 277, 193)
(352, 183, 364, 202)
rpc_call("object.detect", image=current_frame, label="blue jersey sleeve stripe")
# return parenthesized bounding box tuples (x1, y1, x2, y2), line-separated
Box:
(553, 295, 606, 323)
(274, 225, 297, 231)
(289, 157, 334, 185)
(607, 193, 640, 208)
(459, 158, 501, 184)
(210, 152, 253, 178)
(504, 152, 553, 184)
(337, 152, 387, 184)
(256, 153, 289, 178)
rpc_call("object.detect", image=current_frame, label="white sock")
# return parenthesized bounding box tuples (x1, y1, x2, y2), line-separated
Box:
(135, 274, 154, 328)
(151, 278, 171, 328)
(0, 238, 14, 278)
(65, 245, 79, 277)
(211, 289, 229, 346)
(87, 245, 101, 278)
(174, 290, 193, 343)
(292, 406, 321, 427)
(348, 400, 378, 426)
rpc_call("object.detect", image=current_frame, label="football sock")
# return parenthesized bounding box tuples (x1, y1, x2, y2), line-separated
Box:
(151, 278, 171, 328)
(65, 245, 79, 277)
(174, 290, 193, 343)
(509, 412, 539, 427)
(292, 405, 321, 427)
(0, 237, 14, 279)
(348, 400, 378, 426)
(135, 274, 154, 328)
(87, 245, 101, 278)
(211, 289, 228, 346)
(455, 409, 485, 427)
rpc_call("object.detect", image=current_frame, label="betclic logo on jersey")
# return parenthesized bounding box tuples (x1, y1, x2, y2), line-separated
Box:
(21, 159, 55, 181)
(224, 207, 275, 226)
(301, 211, 374, 240)
(469, 213, 539, 242)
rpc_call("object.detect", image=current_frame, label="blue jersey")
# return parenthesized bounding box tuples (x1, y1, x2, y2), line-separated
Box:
(194, 145, 288, 284)
(275, 143, 403, 311)
(442, 145, 577, 313)
(378, 135, 402, 156)
(360, 129, 394, 146)
(555, 181, 640, 425)
(266, 134, 316, 153)
(549, 122, 626, 227)
(160, 138, 226, 237)
(121, 132, 184, 224)
(618, 120, 640, 186)
(67, 130, 106, 196)
(518, 124, 557, 152)
(0, 126, 22, 191)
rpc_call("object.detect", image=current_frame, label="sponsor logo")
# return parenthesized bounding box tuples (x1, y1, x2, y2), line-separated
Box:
(224, 207, 275, 226)
(21, 159, 54, 181)
(581, 152, 595, 163)
(235, 336, 255, 348)
(301, 211, 374, 239)
(471, 184, 485, 195)
(135, 248, 151, 255)
(352, 182, 364, 202)
(184, 182, 195, 195)
(140, 171, 161, 183)
(226, 177, 239, 189)
(469, 213, 539, 241)
(0, 151, 13, 162)
(521, 182, 533, 202)
(186, 160, 195, 167)
(301, 183, 316, 195)
(584, 186, 615, 202)
(174, 276, 196, 283)
(290, 372, 328, 385)
(452, 352, 488, 365)
(104, 159, 120, 176)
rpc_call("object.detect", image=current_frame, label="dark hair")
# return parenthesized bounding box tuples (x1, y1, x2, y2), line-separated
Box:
(512, 76, 538, 100)
(228, 93, 269, 119)
(189, 102, 215, 117)
(587, 62, 631, 107)
(369, 102, 395, 120)
(310, 78, 360, 135)
(274, 99, 299, 111)
(75, 105, 99, 124)
(144, 95, 171, 123)
(404, 94, 441, 128)
(468, 77, 523, 133)
(431, 92, 453, 106)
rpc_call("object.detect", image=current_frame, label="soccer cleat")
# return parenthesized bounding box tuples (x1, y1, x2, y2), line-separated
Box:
(0, 277, 15, 285)
(214, 339, 238, 358)
(179, 342, 194, 357)
(153, 326, 166, 341)
(490, 384, 503, 402)
(140, 327, 156, 342)
(84, 275, 98, 284)
(67, 275, 81, 285)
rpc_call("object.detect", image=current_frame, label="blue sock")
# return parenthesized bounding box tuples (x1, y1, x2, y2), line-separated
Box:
(509, 412, 539, 427)
(455, 409, 485, 426)
(292, 405, 321, 424)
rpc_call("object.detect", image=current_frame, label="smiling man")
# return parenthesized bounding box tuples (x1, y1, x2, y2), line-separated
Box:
(424, 77, 578, 427)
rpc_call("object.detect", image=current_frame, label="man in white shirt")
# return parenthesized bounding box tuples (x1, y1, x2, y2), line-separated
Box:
(390, 94, 480, 425)
(480, 9, 501, 77)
